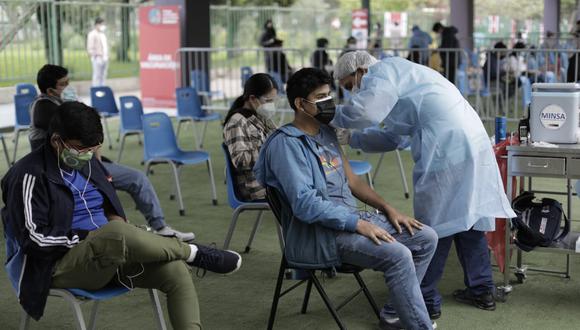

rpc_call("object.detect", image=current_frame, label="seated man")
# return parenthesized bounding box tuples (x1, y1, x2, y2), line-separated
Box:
(28, 64, 194, 241)
(254, 68, 438, 330)
(2, 102, 241, 328)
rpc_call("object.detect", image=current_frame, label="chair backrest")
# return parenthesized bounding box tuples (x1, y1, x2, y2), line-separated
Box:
(14, 93, 35, 126)
(268, 71, 285, 95)
(16, 83, 38, 98)
(175, 87, 204, 118)
(119, 96, 144, 131)
(240, 66, 253, 88)
(265, 186, 285, 227)
(221, 143, 246, 209)
(190, 69, 210, 92)
(142, 112, 180, 160)
(90, 86, 119, 115)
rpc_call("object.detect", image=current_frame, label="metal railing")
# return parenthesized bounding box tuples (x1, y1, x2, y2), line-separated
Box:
(0, 0, 140, 85)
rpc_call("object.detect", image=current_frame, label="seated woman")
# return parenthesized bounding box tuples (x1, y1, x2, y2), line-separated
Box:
(223, 73, 278, 201)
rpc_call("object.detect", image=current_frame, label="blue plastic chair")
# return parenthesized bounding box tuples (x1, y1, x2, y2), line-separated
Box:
(175, 87, 221, 149)
(15, 83, 38, 98)
(221, 144, 283, 253)
(348, 160, 374, 189)
(240, 66, 253, 88)
(117, 96, 144, 163)
(268, 71, 286, 95)
(90, 86, 119, 150)
(12, 93, 35, 164)
(190, 69, 224, 102)
(143, 112, 218, 215)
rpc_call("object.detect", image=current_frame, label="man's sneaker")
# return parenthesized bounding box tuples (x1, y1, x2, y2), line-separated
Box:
(429, 309, 442, 320)
(189, 243, 242, 275)
(154, 226, 195, 242)
(379, 317, 437, 330)
(453, 288, 496, 311)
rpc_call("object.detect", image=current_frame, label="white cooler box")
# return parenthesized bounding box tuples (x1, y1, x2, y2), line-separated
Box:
(530, 83, 580, 144)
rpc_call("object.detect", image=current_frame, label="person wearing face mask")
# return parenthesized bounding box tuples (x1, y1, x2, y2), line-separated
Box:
(1, 102, 242, 328)
(332, 51, 516, 321)
(87, 17, 109, 86)
(253, 68, 438, 330)
(340, 36, 358, 58)
(29, 64, 195, 241)
(223, 73, 278, 201)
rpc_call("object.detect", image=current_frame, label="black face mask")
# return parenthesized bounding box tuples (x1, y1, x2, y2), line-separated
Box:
(304, 96, 336, 125)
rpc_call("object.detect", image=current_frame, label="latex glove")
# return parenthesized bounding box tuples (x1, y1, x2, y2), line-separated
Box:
(335, 128, 351, 145)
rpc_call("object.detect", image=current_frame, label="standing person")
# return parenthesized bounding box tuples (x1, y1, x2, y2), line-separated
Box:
(340, 36, 358, 58)
(408, 25, 433, 65)
(87, 17, 108, 86)
(311, 38, 333, 75)
(265, 39, 293, 83)
(332, 51, 516, 321)
(432, 22, 460, 83)
(259, 19, 277, 48)
(223, 73, 278, 201)
(29, 64, 195, 241)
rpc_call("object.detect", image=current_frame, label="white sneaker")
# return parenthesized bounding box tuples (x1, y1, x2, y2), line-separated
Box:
(154, 226, 195, 242)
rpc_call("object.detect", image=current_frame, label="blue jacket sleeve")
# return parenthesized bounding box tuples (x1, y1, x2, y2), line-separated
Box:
(266, 137, 358, 232)
(349, 127, 410, 153)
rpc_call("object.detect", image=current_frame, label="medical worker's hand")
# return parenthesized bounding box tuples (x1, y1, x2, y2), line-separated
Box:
(384, 207, 423, 236)
(356, 220, 395, 245)
(335, 128, 351, 145)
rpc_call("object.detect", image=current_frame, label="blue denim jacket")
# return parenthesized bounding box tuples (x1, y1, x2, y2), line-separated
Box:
(254, 124, 358, 269)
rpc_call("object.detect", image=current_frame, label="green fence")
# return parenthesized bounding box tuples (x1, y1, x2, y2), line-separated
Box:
(0, 0, 139, 87)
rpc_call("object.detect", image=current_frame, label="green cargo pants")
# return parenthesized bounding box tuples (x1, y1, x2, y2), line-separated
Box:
(51, 220, 201, 330)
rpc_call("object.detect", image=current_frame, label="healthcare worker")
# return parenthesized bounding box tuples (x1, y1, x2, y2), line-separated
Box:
(332, 51, 516, 322)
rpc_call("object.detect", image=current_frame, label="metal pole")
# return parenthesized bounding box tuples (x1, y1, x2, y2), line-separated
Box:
(362, 0, 370, 36)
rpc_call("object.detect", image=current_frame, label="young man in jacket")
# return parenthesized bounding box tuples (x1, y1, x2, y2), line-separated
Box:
(28, 64, 195, 241)
(253, 68, 438, 330)
(2, 102, 241, 328)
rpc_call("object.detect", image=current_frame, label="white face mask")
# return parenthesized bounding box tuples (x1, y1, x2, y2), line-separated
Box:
(61, 86, 78, 101)
(256, 101, 277, 119)
(98, 25, 106, 32)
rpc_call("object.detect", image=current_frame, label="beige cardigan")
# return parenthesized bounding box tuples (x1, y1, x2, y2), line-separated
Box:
(86, 29, 107, 59)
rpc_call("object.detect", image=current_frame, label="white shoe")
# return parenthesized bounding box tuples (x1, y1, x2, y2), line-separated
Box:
(154, 226, 195, 242)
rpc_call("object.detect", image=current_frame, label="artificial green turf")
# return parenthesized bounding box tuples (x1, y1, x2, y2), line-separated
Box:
(0, 116, 579, 329)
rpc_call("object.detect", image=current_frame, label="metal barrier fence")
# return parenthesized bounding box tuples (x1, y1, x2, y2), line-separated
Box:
(0, 0, 139, 85)
(177, 46, 580, 124)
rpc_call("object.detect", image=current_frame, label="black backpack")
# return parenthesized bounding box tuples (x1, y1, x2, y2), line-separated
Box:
(511, 192, 570, 251)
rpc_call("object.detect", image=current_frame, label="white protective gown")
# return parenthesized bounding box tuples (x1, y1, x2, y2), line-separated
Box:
(333, 57, 516, 238)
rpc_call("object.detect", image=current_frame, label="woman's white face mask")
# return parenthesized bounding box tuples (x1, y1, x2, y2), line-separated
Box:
(256, 98, 277, 119)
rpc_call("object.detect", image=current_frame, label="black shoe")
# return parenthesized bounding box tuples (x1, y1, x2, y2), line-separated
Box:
(429, 310, 442, 320)
(189, 243, 242, 276)
(379, 317, 437, 330)
(453, 288, 496, 311)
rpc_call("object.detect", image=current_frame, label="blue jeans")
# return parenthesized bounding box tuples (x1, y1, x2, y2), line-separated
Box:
(103, 162, 166, 230)
(335, 212, 437, 330)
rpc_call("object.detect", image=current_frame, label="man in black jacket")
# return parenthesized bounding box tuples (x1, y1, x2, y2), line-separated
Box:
(2, 102, 241, 328)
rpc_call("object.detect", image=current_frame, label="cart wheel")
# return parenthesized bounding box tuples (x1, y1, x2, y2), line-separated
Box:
(515, 272, 526, 284)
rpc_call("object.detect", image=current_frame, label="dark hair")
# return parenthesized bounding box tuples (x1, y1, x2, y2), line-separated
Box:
(432, 22, 444, 32)
(286, 68, 331, 111)
(316, 38, 329, 48)
(48, 102, 104, 147)
(37, 64, 68, 94)
(95, 17, 104, 25)
(224, 73, 278, 124)
(346, 36, 356, 44)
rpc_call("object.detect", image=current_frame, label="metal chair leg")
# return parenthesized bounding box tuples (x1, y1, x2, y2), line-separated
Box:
(275, 222, 285, 253)
(1, 135, 11, 167)
(149, 289, 167, 330)
(207, 158, 218, 205)
(395, 150, 410, 199)
(176, 120, 183, 140)
(245, 211, 263, 253)
(169, 162, 185, 216)
(12, 130, 20, 165)
(117, 134, 127, 163)
(19, 309, 31, 330)
(223, 207, 243, 250)
(199, 120, 209, 149)
(87, 300, 100, 330)
(311, 274, 346, 330)
(301, 277, 314, 314)
(267, 258, 287, 330)
(353, 272, 380, 319)
(170, 165, 183, 201)
(366, 172, 374, 190)
(102, 117, 113, 150)
(372, 152, 385, 183)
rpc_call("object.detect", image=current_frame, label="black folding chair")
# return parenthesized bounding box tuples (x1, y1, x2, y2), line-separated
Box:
(265, 186, 380, 330)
